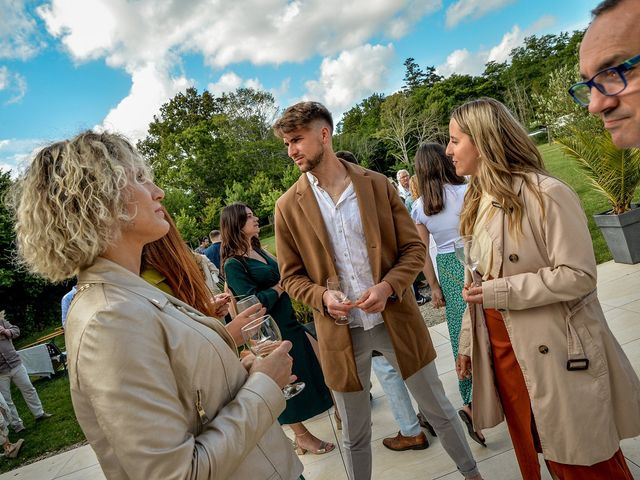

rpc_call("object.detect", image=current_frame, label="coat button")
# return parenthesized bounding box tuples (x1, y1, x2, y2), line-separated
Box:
(508, 254, 519, 263)
(538, 345, 549, 354)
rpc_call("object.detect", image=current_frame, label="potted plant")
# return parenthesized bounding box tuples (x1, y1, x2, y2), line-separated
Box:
(558, 124, 640, 264)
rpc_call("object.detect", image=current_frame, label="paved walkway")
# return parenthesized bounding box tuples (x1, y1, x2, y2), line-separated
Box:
(3, 260, 640, 480)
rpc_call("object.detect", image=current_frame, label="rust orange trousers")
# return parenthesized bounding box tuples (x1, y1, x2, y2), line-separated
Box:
(483, 307, 633, 480)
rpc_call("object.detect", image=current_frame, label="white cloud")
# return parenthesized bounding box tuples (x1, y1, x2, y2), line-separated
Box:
(36, 0, 442, 139)
(304, 43, 394, 116)
(0, 66, 27, 104)
(99, 63, 193, 140)
(0, 0, 44, 59)
(207, 72, 242, 96)
(437, 16, 557, 77)
(438, 48, 486, 77)
(206, 72, 266, 97)
(446, 0, 514, 28)
(0, 66, 7, 90)
(0, 138, 48, 176)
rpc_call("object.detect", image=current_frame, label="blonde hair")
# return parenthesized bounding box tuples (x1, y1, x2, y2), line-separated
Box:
(409, 175, 419, 201)
(8, 131, 151, 282)
(452, 98, 548, 237)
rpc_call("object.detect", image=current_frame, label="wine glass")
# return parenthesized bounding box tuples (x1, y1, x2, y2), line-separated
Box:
(236, 294, 260, 313)
(326, 275, 351, 325)
(454, 235, 480, 286)
(241, 315, 305, 400)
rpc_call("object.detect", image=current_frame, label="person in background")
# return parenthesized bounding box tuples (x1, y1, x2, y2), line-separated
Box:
(221, 202, 335, 456)
(396, 169, 411, 202)
(574, 0, 640, 149)
(0, 310, 53, 434)
(195, 236, 210, 254)
(273, 101, 482, 480)
(335, 150, 358, 164)
(60, 284, 77, 328)
(204, 229, 222, 270)
(336, 151, 435, 452)
(449, 97, 639, 479)
(411, 143, 484, 446)
(9, 131, 303, 480)
(0, 393, 23, 458)
(404, 175, 418, 212)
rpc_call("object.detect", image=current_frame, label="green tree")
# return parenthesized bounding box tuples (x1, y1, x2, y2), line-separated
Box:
(0, 171, 67, 334)
(138, 87, 289, 237)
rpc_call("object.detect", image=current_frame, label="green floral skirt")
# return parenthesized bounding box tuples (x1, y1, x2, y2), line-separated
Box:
(436, 252, 472, 405)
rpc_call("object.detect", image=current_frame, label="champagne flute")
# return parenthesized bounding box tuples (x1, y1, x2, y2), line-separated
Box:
(236, 295, 262, 318)
(326, 275, 351, 325)
(454, 235, 480, 286)
(241, 315, 305, 400)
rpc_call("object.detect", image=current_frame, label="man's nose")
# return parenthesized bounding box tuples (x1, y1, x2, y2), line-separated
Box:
(588, 87, 618, 115)
(288, 144, 297, 157)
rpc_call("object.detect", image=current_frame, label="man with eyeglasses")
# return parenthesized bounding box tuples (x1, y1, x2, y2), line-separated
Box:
(572, 0, 640, 148)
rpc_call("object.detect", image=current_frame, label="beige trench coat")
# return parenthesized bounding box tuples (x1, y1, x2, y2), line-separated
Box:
(459, 174, 640, 465)
(66, 257, 303, 480)
(275, 161, 436, 392)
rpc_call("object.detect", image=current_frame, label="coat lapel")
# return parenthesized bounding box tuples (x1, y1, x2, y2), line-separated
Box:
(295, 174, 337, 273)
(349, 164, 382, 282)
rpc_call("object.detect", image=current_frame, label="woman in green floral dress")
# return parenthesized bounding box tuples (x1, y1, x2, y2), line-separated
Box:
(411, 143, 485, 447)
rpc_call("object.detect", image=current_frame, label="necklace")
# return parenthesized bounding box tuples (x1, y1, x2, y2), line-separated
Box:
(326, 172, 350, 201)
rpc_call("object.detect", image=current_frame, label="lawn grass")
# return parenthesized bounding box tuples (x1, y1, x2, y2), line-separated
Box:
(539, 143, 612, 264)
(0, 372, 85, 474)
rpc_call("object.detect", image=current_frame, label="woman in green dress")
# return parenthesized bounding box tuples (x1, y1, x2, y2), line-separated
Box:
(221, 202, 335, 456)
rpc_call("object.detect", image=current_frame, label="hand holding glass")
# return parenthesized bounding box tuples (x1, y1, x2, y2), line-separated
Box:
(326, 275, 352, 325)
(454, 236, 480, 286)
(241, 315, 305, 400)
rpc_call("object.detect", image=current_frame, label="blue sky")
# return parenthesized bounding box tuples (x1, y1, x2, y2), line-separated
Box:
(0, 0, 600, 173)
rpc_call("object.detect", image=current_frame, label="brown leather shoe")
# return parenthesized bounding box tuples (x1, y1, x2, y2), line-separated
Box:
(382, 431, 429, 451)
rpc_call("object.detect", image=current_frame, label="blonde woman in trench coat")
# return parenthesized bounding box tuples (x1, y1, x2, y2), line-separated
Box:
(9, 131, 303, 480)
(447, 98, 640, 480)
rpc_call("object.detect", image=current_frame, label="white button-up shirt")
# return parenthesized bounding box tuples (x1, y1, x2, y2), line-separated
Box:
(306, 172, 384, 330)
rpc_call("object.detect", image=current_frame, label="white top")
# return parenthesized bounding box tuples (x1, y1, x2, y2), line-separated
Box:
(411, 183, 467, 254)
(306, 172, 384, 331)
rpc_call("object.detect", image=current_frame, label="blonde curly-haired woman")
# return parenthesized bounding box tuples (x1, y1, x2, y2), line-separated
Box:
(9, 131, 303, 480)
(448, 97, 640, 479)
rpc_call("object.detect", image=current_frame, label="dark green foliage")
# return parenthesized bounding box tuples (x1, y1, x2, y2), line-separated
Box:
(0, 172, 67, 336)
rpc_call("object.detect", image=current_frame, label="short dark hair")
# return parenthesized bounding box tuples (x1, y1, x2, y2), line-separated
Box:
(209, 229, 220, 242)
(336, 150, 358, 164)
(273, 101, 333, 137)
(592, 0, 624, 17)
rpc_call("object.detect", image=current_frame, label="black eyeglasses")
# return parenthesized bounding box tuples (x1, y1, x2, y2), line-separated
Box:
(569, 54, 640, 107)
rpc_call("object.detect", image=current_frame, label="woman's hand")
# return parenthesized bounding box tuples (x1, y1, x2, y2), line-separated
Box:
(240, 351, 256, 372)
(235, 303, 266, 328)
(430, 285, 445, 309)
(462, 283, 483, 304)
(250, 340, 297, 389)
(211, 293, 231, 318)
(456, 354, 472, 380)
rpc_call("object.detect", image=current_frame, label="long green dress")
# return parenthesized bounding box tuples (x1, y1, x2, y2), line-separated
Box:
(224, 250, 333, 425)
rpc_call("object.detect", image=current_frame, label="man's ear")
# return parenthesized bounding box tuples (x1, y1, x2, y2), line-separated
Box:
(321, 125, 332, 144)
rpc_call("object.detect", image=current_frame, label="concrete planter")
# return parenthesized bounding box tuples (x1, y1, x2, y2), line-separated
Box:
(593, 204, 640, 264)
